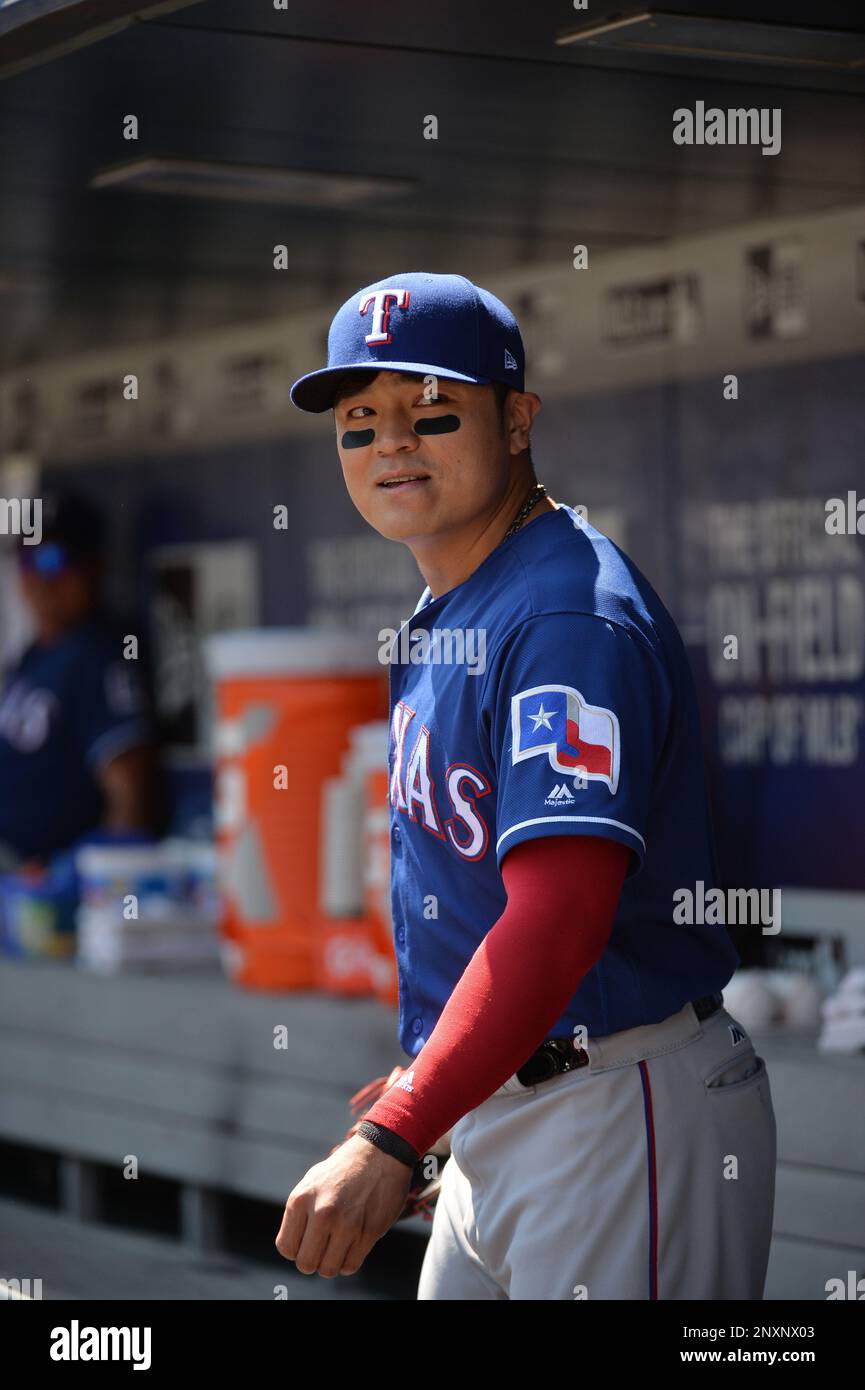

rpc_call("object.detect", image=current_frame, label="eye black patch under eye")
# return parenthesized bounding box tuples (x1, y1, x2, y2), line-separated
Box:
(413, 415, 460, 436)
(341, 428, 375, 449)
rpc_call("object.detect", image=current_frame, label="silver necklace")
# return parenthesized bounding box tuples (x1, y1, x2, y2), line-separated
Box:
(504, 482, 548, 539)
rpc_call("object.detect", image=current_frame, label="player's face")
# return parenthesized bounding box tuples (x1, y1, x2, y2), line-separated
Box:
(18, 564, 96, 636)
(333, 372, 510, 544)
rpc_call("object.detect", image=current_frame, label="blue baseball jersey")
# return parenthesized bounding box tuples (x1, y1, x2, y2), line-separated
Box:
(0, 616, 151, 861)
(387, 503, 739, 1058)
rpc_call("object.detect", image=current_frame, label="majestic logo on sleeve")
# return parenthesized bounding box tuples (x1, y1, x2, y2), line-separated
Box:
(511, 684, 620, 793)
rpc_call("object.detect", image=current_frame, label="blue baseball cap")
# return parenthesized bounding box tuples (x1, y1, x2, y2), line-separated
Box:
(289, 271, 525, 413)
(18, 541, 71, 576)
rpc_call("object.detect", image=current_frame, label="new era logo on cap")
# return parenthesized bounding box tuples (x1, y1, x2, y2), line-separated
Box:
(289, 271, 526, 412)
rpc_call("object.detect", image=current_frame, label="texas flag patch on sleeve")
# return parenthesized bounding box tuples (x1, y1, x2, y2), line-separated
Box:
(510, 684, 620, 794)
(487, 612, 663, 872)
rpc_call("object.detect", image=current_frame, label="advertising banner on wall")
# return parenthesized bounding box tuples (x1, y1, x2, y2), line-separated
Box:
(676, 361, 865, 892)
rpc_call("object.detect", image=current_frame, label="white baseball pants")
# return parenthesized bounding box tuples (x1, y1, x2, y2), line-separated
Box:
(417, 1000, 777, 1300)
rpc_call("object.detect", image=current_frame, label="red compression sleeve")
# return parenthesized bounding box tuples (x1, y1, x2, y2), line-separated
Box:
(360, 833, 631, 1158)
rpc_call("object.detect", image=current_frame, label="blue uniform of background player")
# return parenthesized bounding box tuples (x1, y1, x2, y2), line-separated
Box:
(0, 492, 157, 867)
(0, 616, 151, 862)
(278, 272, 777, 1298)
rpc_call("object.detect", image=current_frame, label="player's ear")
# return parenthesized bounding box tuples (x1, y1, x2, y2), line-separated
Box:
(508, 391, 541, 455)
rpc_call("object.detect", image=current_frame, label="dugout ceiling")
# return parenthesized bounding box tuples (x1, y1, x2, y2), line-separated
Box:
(0, 0, 864, 369)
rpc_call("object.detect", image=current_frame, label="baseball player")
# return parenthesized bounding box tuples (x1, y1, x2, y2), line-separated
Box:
(275, 272, 777, 1299)
(0, 492, 158, 867)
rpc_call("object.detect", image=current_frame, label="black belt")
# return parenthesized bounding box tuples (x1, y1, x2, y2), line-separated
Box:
(515, 992, 724, 1088)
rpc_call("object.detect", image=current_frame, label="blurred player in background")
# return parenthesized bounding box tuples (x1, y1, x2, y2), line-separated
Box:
(0, 492, 161, 868)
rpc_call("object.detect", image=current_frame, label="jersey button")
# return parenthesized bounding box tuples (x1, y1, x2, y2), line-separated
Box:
(411, 1017, 423, 1035)
(396, 926, 406, 946)
(392, 826, 401, 844)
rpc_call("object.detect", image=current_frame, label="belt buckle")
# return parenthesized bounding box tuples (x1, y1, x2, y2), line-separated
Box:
(517, 1037, 589, 1088)
(693, 992, 723, 1023)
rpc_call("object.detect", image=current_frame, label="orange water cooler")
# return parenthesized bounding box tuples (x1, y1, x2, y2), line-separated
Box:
(205, 629, 387, 989)
(316, 720, 398, 1001)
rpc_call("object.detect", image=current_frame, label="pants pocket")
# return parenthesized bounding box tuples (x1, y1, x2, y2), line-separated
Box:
(703, 1051, 767, 1093)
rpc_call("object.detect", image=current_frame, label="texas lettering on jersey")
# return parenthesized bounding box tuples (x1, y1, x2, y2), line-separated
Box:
(389, 700, 493, 861)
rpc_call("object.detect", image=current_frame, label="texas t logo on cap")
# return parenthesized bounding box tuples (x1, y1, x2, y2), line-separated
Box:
(359, 288, 411, 346)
